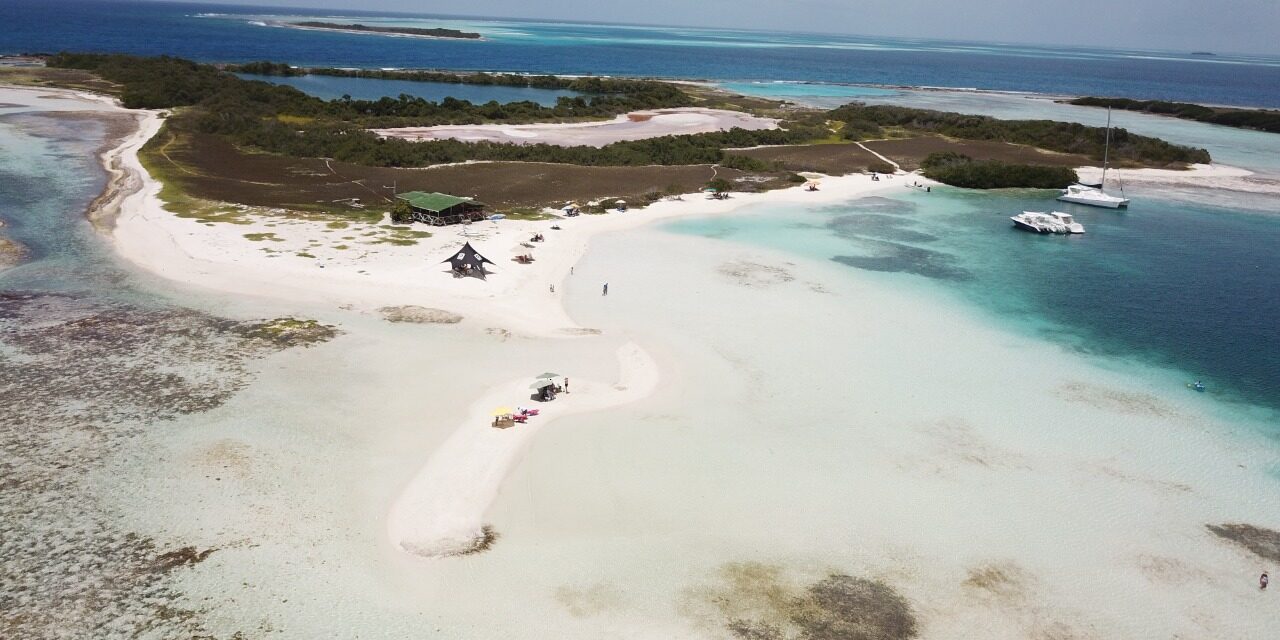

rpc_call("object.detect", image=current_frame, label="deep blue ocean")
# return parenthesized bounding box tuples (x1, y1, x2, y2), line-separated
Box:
(4, 0, 1280, 107)
(1, 0, 1278, 415)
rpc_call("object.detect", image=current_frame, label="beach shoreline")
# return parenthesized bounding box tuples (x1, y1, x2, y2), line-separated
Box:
(92, 98, 908, 336)
(5, 80, 1280, 637)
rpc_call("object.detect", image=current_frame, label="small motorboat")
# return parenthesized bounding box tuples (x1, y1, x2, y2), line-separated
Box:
(1010, 211, 1085, 234)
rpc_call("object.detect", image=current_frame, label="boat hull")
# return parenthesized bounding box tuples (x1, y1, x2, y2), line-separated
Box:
(1011, 218, 1048, 233)
(1057, 194, 1129, 209)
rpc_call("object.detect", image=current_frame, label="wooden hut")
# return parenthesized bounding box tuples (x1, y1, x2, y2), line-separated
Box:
(397, 191, 486, 226)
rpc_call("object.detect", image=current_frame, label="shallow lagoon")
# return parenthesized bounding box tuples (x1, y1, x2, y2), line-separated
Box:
(666, 187, 1280, 417)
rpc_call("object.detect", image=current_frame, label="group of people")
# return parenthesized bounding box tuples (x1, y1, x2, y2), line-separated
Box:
(538, 379, 568, 402)
(530, 233, 546, 242)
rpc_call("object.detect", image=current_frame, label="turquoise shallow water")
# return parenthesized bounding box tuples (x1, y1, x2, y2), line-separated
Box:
(666, 187, 1280, 417)
(0, 112, 128, 296)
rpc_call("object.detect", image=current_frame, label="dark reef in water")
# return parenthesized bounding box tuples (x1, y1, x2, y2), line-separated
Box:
(827, 213, 939, 244)
(0, 291, 335, 639)
(687, 562, 918, 640)
(1207, 523, 1280, 562)
(824, 198, 965, 281)
(832, 244, 970, 281)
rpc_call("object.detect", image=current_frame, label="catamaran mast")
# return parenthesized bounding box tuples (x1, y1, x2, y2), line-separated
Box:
(1101, 106, 1112, 191)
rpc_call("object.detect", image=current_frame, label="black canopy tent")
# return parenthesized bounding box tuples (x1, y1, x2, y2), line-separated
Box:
(444, 242, 495, 279)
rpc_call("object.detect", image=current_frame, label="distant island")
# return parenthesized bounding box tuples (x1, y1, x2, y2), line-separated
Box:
(1190, 51, 1217, 56)
(289, 21, 481, 40)
(1068, 96, 1280, 134)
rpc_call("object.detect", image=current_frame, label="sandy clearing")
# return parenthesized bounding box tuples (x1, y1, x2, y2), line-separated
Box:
(373, 107, 779, 147)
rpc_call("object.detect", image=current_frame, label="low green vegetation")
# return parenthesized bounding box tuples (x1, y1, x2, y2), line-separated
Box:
(237, 317, 338, 347)
(48, 53, 1208, 200)
(234, 61, 668, 95)
(828, 103, 1210, 166)
(53, 53, 807, 170)
(707, 177, 733, 192)
(499, 209, 558, 221)
(389, 199, 415, 224)
(291, 22, 480, 39)
(1069, 96, 1280, 134)
(921, 152, 1079, 189)
(243, 232, 283, 241)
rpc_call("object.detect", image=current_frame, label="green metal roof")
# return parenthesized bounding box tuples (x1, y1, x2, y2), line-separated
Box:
(397, 191, 474, 213)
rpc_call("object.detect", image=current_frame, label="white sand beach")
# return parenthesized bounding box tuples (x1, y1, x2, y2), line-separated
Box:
(107, 142, 904, 336)
(1079, 162, 1280, 199)
(387, 342, 659, 558)
(373, 107, 779, 147)
(9, 81, 1278, 638)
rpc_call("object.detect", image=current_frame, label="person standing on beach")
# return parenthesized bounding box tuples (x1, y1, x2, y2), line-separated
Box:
(564, 378, 570, 393)
(1262, 572, 1270, 590)
(549, 284, 555, 294)
(603, 282, 609, 296)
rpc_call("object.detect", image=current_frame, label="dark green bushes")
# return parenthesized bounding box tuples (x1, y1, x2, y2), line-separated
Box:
(51, 53, 694, 126)
(389, 200, 414, 223)
(921, 152, 1078, 189)
(828, 103, 1210, 165)
(1070, 96, 1280, 134)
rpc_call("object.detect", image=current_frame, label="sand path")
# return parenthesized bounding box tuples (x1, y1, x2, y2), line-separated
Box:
(387, 342, 660, 558)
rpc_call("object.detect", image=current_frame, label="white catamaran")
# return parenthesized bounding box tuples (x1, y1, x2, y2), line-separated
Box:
(1058, 107, 1131, 209)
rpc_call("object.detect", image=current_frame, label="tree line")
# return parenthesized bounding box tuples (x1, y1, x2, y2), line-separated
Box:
(920, 152, 1079, 189)
(50, 52, 810, 170)
(227, 61, 683, 96)
(51, 53, 694, 125)
(1069, 97, 1280, 135)
(828, 103, 1211, 165)
(47, 53, 1210, 179)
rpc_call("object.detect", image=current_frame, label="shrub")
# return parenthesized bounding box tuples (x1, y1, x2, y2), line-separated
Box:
(707, 177, 733, 192)
(867, 160, 897, 174)
(920, 153, 1078, 189)
(389, 200, 415, 224)
(827, 103, 1210, 165)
